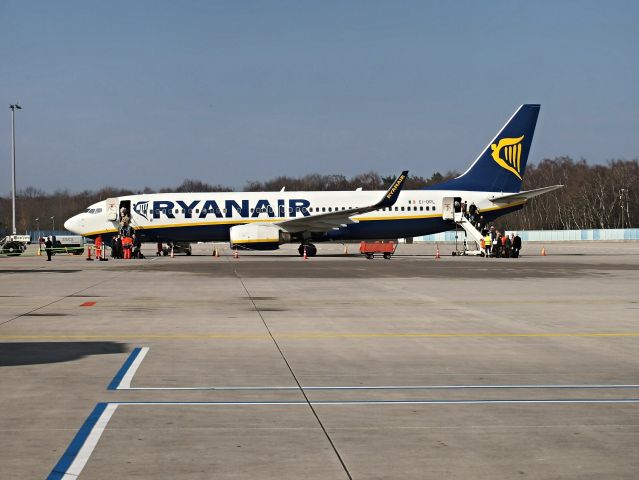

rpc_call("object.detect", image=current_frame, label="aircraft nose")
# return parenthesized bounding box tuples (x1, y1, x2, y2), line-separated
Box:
(64, 215, 81, 234)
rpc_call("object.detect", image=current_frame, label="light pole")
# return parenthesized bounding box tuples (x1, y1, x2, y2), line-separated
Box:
(50, 216, 55, 235)
(9, 104, 22, 235)
(35, 217, 39, 239)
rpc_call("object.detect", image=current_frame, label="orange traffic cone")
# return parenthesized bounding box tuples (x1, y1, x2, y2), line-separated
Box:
(86, 245, 93, 261)
(170, 246, 175, 258)
(541, 246, 547, 256)
(435, 244, 441, 260)
(215, 247, 220, 258)
(37, 245, 41, 256)
(343, 244, 348, 255)
(233, 248, 239, 259)
(303, 246, 308, 260)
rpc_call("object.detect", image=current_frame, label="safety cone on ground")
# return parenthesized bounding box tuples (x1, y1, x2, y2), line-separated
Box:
(233, 247, 239, 259)
(303, 246, 308, 260)
(343, 244, 348, 255)
(170, 246, 175, 258)
(212, 247, 217, 257)
(541, 246, 547, 256)
(37, 245, 41, 256)
(435, 244, 441, 260)
(86, 245, 93, 261)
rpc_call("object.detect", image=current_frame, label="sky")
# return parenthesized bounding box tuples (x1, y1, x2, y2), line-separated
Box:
(1, 0, 638, 193)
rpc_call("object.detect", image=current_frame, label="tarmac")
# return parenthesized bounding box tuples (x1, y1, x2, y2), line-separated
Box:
(1, 241, 639, 479)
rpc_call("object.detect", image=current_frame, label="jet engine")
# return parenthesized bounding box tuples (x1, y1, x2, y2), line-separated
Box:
(229, 224, 290, 250)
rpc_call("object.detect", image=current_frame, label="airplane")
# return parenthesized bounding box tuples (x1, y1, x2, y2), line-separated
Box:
(64, 104, 562, 256)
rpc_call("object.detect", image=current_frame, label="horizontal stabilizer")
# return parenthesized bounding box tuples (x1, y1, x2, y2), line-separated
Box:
(490, 185, 563, 204)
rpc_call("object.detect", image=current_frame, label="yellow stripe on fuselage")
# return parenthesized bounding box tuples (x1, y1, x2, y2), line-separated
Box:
(83, 201, 525, 237)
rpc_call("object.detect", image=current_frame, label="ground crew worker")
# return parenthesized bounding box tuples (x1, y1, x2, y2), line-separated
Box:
(95, 235, 103, 260)
(157, 242, 163, 257)
(122, 236, 133, 259)
(484, 233, 491, 256)
(504, 234, 512, 258)
(480, 237, 486, 254)
(45, 237, 53, 261)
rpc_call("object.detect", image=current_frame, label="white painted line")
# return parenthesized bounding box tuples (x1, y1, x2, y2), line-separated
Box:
(61, 403, 118, 479)
(123, 383, 639, 391)
(118, 347, 149, 389)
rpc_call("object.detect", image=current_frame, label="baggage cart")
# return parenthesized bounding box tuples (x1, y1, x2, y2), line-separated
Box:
(359, 240, 398, 260)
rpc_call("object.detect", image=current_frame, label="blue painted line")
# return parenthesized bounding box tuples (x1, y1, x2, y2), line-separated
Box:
(125, 384, 639, 391)
(107, 348, 142, 390)
(47, 402, 108, 480)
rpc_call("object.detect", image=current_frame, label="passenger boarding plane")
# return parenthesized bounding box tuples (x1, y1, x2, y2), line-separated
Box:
(65, 104, 562, 256)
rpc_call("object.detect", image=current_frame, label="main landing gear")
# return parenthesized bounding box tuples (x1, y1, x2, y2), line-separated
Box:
(298, 243, 317, 257)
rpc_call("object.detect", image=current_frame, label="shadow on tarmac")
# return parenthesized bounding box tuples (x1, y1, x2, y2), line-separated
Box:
(0, 342, 127, 367)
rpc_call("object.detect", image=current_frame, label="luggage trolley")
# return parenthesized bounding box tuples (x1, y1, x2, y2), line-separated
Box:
(359, 240, 398, 260)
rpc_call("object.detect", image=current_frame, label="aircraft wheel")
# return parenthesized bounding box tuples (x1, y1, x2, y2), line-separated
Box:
(299, 244, 317, 257)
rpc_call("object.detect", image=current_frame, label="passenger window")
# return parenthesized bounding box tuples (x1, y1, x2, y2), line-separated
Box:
(322, 207, 326, 212)
(420, 206, 423, 211)
(401, 207, 405, 211)
(394, 207, 398, 211)
(328, 207, 332, 212)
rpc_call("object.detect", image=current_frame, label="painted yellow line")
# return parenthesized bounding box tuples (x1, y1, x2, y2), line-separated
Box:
(1, 332, 639, 341)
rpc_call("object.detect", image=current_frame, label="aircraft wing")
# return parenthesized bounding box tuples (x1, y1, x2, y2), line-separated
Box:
(276, 171, 409, 233)
(490, 185, 563, 204)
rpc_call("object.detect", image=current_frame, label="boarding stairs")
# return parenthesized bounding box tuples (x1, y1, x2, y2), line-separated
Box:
(453, 213, 484, 256)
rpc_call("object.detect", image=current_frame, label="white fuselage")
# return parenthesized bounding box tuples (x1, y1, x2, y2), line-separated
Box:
(64, 189, 522, 243)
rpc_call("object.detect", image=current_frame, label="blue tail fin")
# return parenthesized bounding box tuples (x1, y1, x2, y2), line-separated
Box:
(425, 104, 540, 192)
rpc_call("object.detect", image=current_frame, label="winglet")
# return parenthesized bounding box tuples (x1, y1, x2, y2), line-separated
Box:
(377, 170, 409, 208)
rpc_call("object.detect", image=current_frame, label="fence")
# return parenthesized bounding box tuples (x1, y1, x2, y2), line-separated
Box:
(414, 228, 639, 243)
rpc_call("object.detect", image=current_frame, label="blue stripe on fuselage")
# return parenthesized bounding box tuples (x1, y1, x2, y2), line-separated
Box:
(90, 204, 523, 243)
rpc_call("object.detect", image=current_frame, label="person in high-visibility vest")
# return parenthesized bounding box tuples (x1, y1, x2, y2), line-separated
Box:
(95, 236, 103, 259)
(122, 236, 133, 259)
(484, 233, 491, 256)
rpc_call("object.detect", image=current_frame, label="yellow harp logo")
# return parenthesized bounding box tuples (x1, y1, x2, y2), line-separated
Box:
(490, 136, 524, 179)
